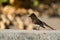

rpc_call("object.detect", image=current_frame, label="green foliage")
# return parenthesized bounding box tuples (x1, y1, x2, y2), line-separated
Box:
(0, 0, 8, 4)
(33, 0, 39, 6)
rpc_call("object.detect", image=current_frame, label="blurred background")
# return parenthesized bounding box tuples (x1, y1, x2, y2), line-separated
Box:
(0, 0, 60, 30)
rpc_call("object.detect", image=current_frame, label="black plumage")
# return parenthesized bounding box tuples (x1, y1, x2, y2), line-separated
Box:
(29, 13, 45, 28)
(29, 13, 55, 30)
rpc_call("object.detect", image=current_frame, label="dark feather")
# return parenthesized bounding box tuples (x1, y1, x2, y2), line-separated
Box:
(29, 13, 45, 28)
(29, 13, 55, 30)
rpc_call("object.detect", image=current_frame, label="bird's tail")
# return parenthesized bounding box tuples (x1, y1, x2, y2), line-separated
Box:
(43, 22, 55, 30)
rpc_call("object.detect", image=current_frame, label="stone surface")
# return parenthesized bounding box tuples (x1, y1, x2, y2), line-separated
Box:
(0, 30, 60, 40)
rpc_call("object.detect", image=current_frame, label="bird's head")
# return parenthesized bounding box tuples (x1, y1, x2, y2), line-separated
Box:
(29, 13, 36, 17)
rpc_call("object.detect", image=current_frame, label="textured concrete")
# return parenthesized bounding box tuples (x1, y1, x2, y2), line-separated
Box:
(0, 30, 60, 40)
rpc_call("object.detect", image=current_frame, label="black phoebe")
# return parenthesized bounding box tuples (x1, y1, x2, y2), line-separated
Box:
(29, 13, 55, 30)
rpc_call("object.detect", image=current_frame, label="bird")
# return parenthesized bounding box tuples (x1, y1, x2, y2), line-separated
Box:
(29, 13, 55, 30)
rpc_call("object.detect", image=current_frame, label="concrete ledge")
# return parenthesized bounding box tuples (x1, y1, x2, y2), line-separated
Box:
(0, 30, 60, 40)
